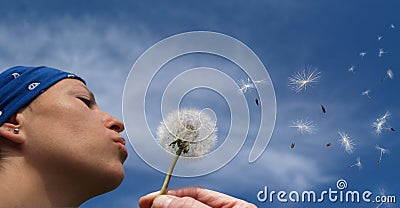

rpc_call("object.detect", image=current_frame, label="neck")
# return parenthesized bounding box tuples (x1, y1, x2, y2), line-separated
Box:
(0, 156, 87, 207)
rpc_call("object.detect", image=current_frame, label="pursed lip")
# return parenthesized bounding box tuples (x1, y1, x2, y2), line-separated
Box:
(113, 137, 126, 146)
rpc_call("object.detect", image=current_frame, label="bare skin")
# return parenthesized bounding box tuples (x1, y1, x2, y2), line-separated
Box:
(0, 79, 126, 207)
(0, 78, 256, 207)
(139, 187, 257, 208)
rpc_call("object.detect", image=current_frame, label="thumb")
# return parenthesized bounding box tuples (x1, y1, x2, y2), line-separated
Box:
(153, 195, 211, 208)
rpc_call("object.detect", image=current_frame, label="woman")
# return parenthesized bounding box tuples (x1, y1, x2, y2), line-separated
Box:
(0, 66, 256, 208)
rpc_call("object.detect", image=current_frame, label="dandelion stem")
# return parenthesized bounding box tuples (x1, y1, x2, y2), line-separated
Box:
(159, 147, 183, 195)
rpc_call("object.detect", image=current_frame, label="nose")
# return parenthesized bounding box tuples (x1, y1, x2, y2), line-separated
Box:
(104, 112, 125, 133)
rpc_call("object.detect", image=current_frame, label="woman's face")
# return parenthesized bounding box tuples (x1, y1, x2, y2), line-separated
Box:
(19, 79, 127, 195)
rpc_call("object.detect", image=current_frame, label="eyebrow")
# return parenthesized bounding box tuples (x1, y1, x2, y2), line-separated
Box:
(84, 87, 96, 102)
(72, 84, 96, 102)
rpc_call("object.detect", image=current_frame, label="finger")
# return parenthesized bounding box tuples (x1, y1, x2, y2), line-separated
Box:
(153, 195, 211, 208)
(167, 187, 257, 208)
(138, 191, 159, 208)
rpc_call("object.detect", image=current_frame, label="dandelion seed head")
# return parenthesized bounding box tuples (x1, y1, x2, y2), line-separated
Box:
(338, 131, 355, 154)
(289, 119, 317, 134)
(157, 108, 217, 157)
(288, 67, 321, 93)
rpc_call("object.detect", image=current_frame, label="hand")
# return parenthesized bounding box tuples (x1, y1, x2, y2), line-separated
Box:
(138, 186, 257, 208)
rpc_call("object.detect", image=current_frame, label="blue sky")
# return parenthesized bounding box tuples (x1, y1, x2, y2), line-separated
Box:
(0, 0, 399, 207)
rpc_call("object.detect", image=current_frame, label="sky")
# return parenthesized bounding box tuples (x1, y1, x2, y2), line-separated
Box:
(0, 0, 399, 207)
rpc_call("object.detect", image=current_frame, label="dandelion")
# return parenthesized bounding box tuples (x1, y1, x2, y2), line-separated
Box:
(338, 131, 355, 154)
(372, 111, 392, 135)
(379, 48, 388, 57)
(362, 89, 371, 99)
(290, 119, 317, 134)
(347, 157, 362, 169)
(157, 108, 217, 194)
(376, 145, 390, 165)
(288, 67, 321, 93)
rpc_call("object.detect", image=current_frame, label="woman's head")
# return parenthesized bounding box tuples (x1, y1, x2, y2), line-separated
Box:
(0, 66, 127, 205)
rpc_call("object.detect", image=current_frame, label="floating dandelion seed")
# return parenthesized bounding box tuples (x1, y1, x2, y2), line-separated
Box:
(253, 79, 267, 84)
(321, 104, 326, 113)
(290, 119, 317, 134)
(360, 52, 367, 59)
(390, 24, 395, 29)
(376, 188, 391, 208)
(338, 131, 355, 154)
(378, 35, 383, 41)
(237, 78, 266, 94)
(362, 89, 371, 99)
(386, 69, 394, 79)
(157, 108, 217, 194)
(347, 157, 362, 169)
(238, 78, 255, 93)
(376, 145, 390, 165)
(379, 48, 388, 57)
(382, 70, 394, 82)
(348, 66, 355, 73)
(289, 119, 316, 149)
(372, 111, 393, 135)
(291, 142, 295, 149)
(387, 70, 394, 79)
(288, 67, 321, 93)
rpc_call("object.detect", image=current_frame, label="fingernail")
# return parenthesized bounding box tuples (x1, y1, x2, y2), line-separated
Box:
(154, 195, 173, 208)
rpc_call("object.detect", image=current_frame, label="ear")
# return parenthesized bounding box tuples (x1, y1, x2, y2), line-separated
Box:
(0, 115, 26, 144)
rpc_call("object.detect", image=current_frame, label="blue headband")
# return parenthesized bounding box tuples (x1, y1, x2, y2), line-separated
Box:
(0, 66, 85, 126)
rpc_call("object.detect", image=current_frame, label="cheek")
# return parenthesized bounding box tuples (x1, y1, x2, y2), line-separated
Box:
(23, 99, 107, 163)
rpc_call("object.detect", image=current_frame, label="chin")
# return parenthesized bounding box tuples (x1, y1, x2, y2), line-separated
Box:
(106, 163, 126, 190)
(90, 163, 126, 196)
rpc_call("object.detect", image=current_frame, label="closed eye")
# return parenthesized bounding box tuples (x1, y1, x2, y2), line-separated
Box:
(78, 97, 93, 108)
